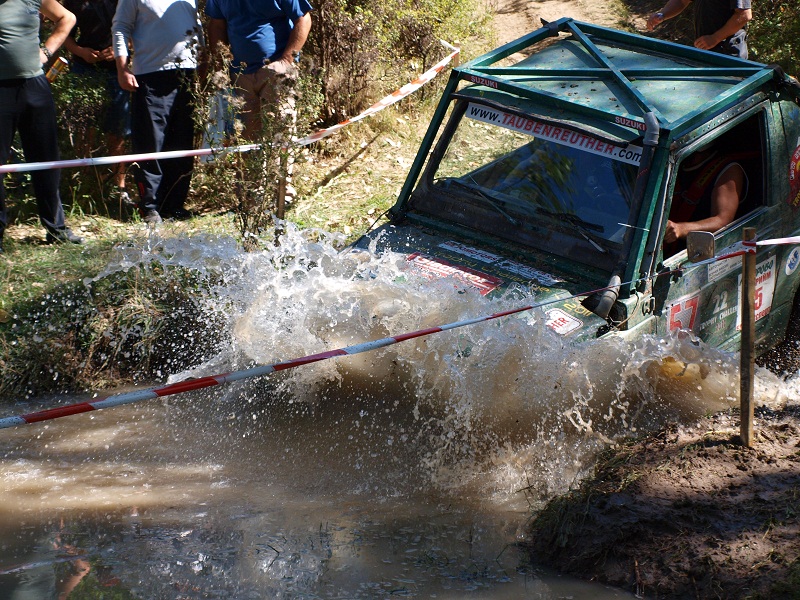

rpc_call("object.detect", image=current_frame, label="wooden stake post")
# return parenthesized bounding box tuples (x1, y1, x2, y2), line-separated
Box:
(740, 227, 756, 447)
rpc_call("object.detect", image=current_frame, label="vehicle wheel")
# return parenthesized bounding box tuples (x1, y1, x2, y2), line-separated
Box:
(756, 290, 800, 377)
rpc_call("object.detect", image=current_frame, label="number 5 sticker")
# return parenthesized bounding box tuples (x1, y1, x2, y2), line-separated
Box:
(737, 255, 776, 329)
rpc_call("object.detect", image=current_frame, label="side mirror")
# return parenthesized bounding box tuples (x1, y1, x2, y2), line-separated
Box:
(686, 231, 715, 262)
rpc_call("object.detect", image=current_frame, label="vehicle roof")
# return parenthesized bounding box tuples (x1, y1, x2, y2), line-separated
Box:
(456, 18, 778, 142)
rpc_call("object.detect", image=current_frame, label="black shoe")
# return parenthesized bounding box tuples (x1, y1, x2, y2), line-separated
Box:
(141, 209, 162, 224)
(161, 207, 195, 221)
(46, 228, 84, 245)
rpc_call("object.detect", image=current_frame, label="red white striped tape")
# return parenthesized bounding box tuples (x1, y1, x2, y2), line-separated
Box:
(294, 47, 460, 147)
(3, 233, 793, 430)
(0, 300, 542, 430)
(0, 45, 459, 175)
(0, 145, 261, 175)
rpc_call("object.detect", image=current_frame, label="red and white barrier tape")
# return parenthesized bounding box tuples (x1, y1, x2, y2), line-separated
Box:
(294, 46, 460, 147)
(0, 44, 459, 175)
(0, 145, 260, 175)
(3, 233, 796, 430)
(0, 288, 586, 430)
(745, 235, 800, 247)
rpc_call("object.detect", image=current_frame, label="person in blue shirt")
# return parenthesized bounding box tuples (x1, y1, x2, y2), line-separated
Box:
(206, 0, 312, 141)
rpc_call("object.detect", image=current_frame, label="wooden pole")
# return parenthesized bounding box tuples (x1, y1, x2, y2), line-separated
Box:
(740, 227, 756, 447)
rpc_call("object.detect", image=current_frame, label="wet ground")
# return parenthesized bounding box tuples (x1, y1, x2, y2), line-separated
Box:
(0, 395, 635, 599)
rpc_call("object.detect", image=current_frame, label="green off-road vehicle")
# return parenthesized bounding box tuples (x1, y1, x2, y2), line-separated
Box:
(355, 18, 800, 355)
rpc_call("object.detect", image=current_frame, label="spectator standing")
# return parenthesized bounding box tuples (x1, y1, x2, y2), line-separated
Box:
(647, 0, 752, 60)
(205, 0, 312, 141)
(205, 0, 312, 210)
(0, 0, 84, 253)
(63, 0, 132, 208)
(112, 0, 203, 223)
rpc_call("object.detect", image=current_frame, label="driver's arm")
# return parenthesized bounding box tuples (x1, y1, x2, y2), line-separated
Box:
(664, 163, 745, 243)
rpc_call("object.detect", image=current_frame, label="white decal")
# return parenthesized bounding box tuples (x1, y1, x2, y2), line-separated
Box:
(437, 241, 563, 286)
(438, 241, 501, 263)
(546, 308, 583, 335)
(785, 247, 800, 276)
(707, 243, 741, 283)
(496, 260, 564, 286)
(736, 255, 777, 328)
(466, 103, 643, 166)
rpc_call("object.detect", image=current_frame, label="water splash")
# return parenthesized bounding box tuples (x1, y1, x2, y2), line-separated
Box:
(79, 225, 771, 504)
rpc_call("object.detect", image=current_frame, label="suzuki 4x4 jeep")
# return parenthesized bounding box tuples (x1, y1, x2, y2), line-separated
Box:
(354, 18, 800, 356)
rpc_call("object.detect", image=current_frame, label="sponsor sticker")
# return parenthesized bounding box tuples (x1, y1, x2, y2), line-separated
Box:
(546, 308, 583, 335)
(736, 255, 777, 328)
(789, 144, 800, 209)
(436, 241, 563, 286)
(406, 253, 502, 295)
(465, 103, 643, 166)
(667, 293, 700, 332)
(786, 247, 800, 276)
(707, 243, 741, 283)
(438, 241, 501, 263)
(614, 115, 647, 132)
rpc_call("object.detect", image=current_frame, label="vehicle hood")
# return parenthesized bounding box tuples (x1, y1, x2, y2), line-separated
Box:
(353, 224, 611, 341)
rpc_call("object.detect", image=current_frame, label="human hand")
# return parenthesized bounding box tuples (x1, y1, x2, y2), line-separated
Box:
(118, 67, 138, 91)
(646, 12, 664, 31)
(693, 35, 718, 51)
(664, 220, 685, 244)
(98, 46, 115, 61)
(81, 47, 104, 63)
(267, 58, 299, 78)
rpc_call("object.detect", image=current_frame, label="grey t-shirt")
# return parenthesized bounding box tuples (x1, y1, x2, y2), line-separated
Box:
(693, 0, 751, 39)
(112, 0, 203, 75)
(0, 0, 45, 80)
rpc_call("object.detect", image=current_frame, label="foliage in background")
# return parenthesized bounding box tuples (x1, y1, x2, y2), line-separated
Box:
(191, 49, 325, 248)
(304, 0, 485, 123)
(620, 0, 800, 78)
(748, 0, 800, 76)
(50, 70, 128, 219)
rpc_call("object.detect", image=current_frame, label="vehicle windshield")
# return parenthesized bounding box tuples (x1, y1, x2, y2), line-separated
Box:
(422, 101, 641, 252)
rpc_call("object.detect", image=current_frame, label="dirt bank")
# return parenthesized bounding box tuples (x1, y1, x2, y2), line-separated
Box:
(523, 402, 800, 599)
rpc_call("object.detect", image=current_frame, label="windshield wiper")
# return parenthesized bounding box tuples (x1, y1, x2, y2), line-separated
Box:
(537, 209, 609, 253)
(444, 178, 520, 226)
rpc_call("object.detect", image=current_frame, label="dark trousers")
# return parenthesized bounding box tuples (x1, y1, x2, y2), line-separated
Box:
(130, 69, 196, 213)
(0, 75, 66, 236)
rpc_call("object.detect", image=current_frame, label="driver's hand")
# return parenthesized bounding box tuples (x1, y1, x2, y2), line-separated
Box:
(664, 220, 684, 243)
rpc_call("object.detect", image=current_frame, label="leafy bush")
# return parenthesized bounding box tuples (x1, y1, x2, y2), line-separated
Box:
(304, 0, 484, 123)
(749, 0, 800, 76)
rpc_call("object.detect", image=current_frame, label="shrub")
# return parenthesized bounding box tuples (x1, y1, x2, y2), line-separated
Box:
(749, 0, 800, 76)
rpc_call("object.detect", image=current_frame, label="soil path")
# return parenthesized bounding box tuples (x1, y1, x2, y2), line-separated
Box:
(490, 0, 621, 45)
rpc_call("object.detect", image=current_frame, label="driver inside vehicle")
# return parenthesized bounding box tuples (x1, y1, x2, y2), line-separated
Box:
(663, 141, 749, 256)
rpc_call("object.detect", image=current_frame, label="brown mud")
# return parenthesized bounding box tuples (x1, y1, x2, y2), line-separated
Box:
(524, 405, 800, 599)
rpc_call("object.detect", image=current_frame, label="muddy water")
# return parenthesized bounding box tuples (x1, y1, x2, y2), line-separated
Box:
(0, 228, 785, 598)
